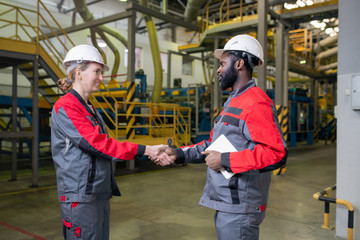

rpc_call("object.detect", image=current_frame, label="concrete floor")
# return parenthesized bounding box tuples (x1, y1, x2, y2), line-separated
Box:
(0, 142, 340, 240)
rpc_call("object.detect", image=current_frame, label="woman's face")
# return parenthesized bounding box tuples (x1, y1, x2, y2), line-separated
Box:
(79, 62, 104, 94)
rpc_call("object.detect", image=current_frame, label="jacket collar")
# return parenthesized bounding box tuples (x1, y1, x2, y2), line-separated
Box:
(69, 89, 95, 116)
(230, 79, 256, 96)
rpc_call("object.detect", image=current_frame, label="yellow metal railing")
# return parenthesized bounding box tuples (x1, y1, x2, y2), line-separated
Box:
(288, 28, 313, 67)
(313, 185, 354, 240)
(1, 1, 192, 146)
(0, 0, 74, 67)
(200, 0, 257, 33)
(266, 28, 314, 70)
(90, 91, 192, 147)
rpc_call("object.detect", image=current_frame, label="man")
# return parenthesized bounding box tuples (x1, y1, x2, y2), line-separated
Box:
(162, 35, 287, 240)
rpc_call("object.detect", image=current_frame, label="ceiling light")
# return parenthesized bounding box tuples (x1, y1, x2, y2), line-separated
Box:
(284, 3, 297, 9)
(325, 28, 333, 35)
(296, 0, 306, 7)
(310, 20, 326, 29)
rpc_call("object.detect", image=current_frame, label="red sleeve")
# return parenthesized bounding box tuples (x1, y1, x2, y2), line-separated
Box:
(228, 102, 286, 173)
(60, 103, 143, 160)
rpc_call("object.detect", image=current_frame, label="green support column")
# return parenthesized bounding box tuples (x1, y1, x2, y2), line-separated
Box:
(257, 0, 268, 91)
(32, 58, 39, 187)
(127, 9, 136, 170)
(11, 65, 18, 181)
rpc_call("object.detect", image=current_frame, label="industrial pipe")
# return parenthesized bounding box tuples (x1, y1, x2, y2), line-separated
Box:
(269, 0, 296, 5)
(201, 52, 209, 85)
(315, 46, 338, 62)
(314, 35, 338, 72)
(315, 46, 338, 69)
(184, 0, 207, 22)
(314, 35, 338, 54)
(73, 0, 128, 76)
(316, 62, 337, 72)
(94, 27, 120, 77)
(140, 0, 163, 103)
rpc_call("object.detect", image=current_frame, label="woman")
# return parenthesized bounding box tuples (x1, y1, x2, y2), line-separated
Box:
(51, 44, 169, 240)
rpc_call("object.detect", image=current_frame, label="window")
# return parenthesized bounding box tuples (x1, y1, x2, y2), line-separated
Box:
(124, 47, 142, 69)
(160, 52, 168, 73)
(182, 55, 193, 76)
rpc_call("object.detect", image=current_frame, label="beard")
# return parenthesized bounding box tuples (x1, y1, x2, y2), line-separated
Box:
(219, 64, 238, 91)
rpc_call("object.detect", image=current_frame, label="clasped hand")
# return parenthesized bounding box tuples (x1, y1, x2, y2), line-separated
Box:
(145, 145, 177, 166)
(145, 146, 223, 171)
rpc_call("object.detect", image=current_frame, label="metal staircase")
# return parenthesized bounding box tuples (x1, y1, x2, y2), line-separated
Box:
(0, 0, 75, 106)
(0, 0, 192, 148)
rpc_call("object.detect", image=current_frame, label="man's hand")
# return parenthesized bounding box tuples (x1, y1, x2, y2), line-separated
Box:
(164, 147, 177, 162)
(153, 151, 172, 166)
(145, 145, 172, 166)
(151, 147, 178, 166)
(202, 150, 222, 171)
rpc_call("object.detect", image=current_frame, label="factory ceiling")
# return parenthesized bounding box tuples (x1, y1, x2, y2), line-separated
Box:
(6, 0, 339, 78)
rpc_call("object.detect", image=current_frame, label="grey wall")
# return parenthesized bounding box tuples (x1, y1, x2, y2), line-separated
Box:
(336, 0, 360, 239)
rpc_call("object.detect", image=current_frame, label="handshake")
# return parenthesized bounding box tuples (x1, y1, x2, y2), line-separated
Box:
(144, 145, 177, 166)
(144, 144, 223, 172)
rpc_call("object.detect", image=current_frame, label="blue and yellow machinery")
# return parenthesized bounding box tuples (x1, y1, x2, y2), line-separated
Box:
(160, 84, 212, 144)
(268, 88, 314, 147)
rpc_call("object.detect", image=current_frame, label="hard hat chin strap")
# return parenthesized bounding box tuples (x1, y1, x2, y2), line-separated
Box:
(65, 77, 72, 84)
(242, 52, 255, 70)
(226, 50, 257, 71)
(66, 62, 79, 73)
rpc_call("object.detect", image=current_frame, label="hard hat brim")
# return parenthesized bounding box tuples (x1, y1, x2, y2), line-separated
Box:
(214, 49, 225, 59)
(63, 61, 109, 72)
(102, 64, 109, 72)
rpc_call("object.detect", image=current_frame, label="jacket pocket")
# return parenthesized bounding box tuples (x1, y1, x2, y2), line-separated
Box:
(85, 155, 96, 194)
(63, 218, 82, 239)
(221, 115, 240, 126)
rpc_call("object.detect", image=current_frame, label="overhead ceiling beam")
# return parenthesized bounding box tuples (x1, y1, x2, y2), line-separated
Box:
(268, 9, 291, 29)
(202, 15, 274, 37)
(38, 1, 198, 40)
(280, 3, 338, 23)
(128, 2, 198, 31)
(35, 11, 133, 40)
(63, 0, 103, 13)
(57, 0, 65, 12)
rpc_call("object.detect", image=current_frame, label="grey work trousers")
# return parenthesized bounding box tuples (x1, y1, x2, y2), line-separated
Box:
(214, 210, 265, 240)
(60, 199, 110, 240)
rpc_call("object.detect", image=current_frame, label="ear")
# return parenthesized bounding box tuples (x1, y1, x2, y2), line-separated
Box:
(234, 58, 244, 70)
(75, 68, 82, 80)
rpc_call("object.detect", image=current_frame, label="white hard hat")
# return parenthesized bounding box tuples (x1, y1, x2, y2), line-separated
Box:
(214, 35, 264, 66)
(62, 44, 109, 71)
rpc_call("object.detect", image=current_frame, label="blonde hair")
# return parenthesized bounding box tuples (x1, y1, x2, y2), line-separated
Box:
(57, 62, 90, 91)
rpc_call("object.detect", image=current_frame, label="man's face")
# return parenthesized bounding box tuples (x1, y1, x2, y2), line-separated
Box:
(217, 53, 238, 91)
